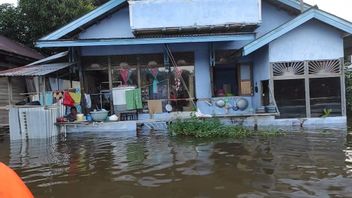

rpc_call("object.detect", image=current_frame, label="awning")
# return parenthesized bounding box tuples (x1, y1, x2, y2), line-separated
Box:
(0, 62, 74, 77)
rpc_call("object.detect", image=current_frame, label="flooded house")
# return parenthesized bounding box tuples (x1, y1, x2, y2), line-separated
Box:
(0, 35, 43, 126)
(1, 0, 352, 139)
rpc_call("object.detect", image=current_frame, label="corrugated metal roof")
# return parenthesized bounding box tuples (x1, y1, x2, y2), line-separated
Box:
(0, 63, 73, 77)
(27, 51, 68, 66)
(0, 35, 44, 60)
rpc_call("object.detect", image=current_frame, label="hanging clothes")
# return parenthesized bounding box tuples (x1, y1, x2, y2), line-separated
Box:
(40, 92, 53, 105)
(84, 94, 92, 109)
(152, 79, 158, 94)
(120, 69, 130, 85)
(149, 68, 159, 95)
(53, 91, 64, 101)
(126, 90, 135, 110)
(126, 88, 143, 110)
(69, 91, 81, 105)
(63, 91, 75, 107)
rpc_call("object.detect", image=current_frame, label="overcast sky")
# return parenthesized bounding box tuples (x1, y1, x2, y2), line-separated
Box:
(0, 0, 351, 22)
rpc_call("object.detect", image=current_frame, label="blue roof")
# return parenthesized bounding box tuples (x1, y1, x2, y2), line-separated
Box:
(243, 8, 352, 56)
(39, 0, 312, 43)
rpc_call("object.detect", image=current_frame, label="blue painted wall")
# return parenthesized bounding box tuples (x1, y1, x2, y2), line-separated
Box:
(79, 7, 134, 39)
(129, 0, 261, 30)
(256, 1, 296, 38)
(252, 46, 269, 108)
(269, 20, 344, 62)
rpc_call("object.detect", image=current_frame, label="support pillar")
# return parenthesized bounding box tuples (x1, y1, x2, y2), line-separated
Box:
(304, 61, 311, 118)
(7, 77, 13, 105)
(340, 58, 347, 116)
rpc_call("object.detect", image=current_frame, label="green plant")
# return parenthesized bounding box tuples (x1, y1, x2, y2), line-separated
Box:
(322, 108, 332, 118)
(169, 118, 286, 139)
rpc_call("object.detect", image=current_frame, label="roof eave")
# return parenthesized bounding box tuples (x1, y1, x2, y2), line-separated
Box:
(36, 33, 256, 48)
(242, 8, 352, 56)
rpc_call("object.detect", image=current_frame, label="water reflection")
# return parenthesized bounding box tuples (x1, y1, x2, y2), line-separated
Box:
(1, 130, 352, 198)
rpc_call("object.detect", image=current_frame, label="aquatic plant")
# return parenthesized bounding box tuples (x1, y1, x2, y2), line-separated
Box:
(169, 117, 285, 139)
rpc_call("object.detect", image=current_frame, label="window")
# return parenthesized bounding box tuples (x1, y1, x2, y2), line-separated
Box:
(274, 79, 306, 118)
(169, 52, 195, 111)
(238, 63, 252, 96)
(83, 53, 196, 113)
(309, 77, 341, 117)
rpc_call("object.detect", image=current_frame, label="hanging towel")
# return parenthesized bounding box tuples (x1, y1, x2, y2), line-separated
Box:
(134, 88, 143, 109)
(147, 100, 163, 114)
(126, 90, 135, 110)
(126, 88, 143, 110)
(84, 94, 92, 109)
(69, 92, 81, 104)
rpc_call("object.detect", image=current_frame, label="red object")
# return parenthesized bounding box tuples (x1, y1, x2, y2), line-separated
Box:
(120, 69, 130, 85)
(63, 91, 75, 107)
(56, 117, 67, 123)
(0, 163, 34, 198)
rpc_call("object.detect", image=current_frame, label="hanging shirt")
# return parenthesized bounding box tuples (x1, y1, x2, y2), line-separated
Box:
(152, 79, 158, 94)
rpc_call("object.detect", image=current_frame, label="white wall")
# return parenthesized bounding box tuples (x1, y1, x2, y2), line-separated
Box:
(269, 20, 344, 62)
(129, 0, 261, 30)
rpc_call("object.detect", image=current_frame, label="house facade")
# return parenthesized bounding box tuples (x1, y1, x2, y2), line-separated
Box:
(36, 0, 352, 125)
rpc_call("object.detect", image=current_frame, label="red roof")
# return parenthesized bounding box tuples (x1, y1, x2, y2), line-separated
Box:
(0, 35, 44, 60)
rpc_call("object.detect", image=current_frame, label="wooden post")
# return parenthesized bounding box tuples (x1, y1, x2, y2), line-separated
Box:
(37, 76, 40, 103)
(41, 76, 46, 106)
(269, 63, 274, 105)
(304, 61, 311, 118)
(137, 56, 141, 88)
(7, 77, 13, 105)
(108, 56, 114, 114)
(56, 72, 59, 90)
(340, 58, 347, 116)
(75, 47, 86, 114)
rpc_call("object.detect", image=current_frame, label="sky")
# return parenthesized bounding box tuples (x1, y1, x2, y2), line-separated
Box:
(0, 0, 351, 22)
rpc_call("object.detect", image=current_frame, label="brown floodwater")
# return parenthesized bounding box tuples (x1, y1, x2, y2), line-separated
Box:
(1, 128, 352, 198)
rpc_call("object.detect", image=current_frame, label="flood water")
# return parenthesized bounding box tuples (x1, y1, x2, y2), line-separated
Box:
(1, 129, 352, 198)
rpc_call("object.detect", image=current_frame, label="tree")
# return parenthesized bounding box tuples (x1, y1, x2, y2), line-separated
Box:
(0, 4, 27, 43)
(18, 0, 96, 47)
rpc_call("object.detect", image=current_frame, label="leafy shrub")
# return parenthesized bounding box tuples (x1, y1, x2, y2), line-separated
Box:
(169, 117, 284, 139)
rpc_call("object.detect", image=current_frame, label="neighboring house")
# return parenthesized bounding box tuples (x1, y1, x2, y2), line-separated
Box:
(0, 35, 43, 125)
(34, 0, 352, 124)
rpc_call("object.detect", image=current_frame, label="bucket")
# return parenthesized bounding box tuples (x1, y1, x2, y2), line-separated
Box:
(77, 114, 84, 122)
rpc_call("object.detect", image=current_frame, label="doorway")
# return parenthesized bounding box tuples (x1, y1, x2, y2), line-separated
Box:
(261, 80, 270, 106)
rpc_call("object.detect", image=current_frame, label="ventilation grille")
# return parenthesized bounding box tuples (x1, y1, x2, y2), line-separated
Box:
(308, 60, 341, 75)
(273, 61, 304, 77)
